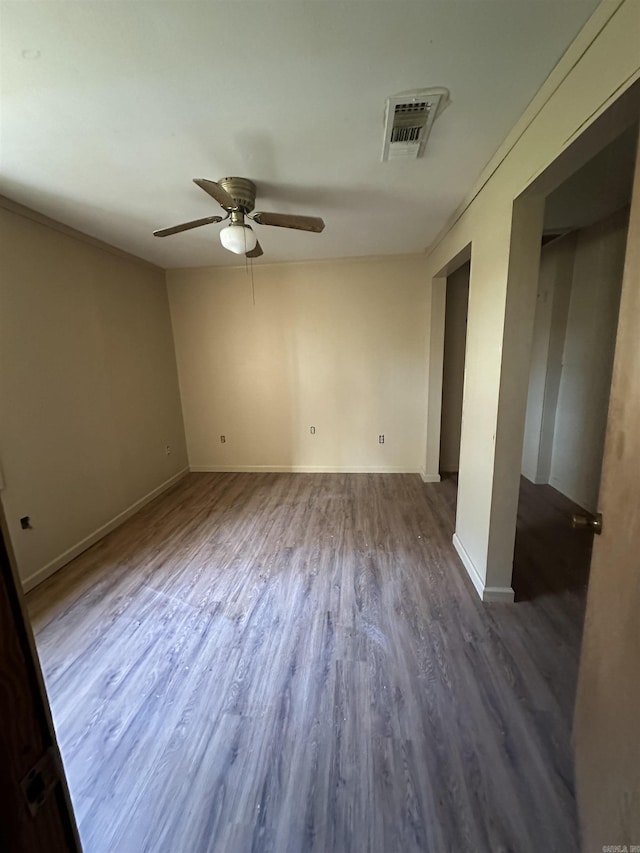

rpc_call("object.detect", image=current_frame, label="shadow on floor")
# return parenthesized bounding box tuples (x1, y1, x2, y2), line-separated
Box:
(512, 477, 593, 603)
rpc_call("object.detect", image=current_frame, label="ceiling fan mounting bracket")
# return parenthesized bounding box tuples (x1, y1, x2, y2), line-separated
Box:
(218, 177, 256, 213)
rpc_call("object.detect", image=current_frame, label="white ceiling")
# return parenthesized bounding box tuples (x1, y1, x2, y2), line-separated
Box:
(0, 0, 602, 269)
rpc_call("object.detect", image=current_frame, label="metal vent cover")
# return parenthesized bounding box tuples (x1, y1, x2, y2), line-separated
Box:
(381, 88, 449, 161)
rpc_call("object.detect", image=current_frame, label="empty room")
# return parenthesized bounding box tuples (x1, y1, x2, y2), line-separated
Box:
(1, 2, 639, 852)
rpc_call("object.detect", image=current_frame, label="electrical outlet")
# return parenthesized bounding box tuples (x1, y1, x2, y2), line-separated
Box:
(220, 435, 226, 443)
(165, 444, 172, 456)
(310, 426, 316, 435)
(378, 434, 385, 444)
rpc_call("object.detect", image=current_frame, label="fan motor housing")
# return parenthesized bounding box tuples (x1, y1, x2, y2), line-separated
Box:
(219, 177, 256, 213)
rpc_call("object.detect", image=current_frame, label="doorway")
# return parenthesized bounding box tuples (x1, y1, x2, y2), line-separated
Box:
(439, 261, 470, 479)
(514, 124, 636, 604)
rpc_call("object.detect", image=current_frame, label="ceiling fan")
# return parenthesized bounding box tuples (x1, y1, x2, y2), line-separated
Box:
(153, 177, 325, 258)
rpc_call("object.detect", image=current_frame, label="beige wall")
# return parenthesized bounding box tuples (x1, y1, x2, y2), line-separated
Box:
(167, 255, 428, 473)
(522, 208, 628, 512)
(549, 209, 628, 511)
(521, 234, 575, 485)
(423, 0, 640, 600)
(0, 207, 188, 589)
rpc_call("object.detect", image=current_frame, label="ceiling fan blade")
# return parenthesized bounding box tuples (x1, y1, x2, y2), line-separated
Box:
(153, 215, 222, 237)
(252, 211, 325, 233)
(193, 178, 237, 210)
(246, 240, 263, 259)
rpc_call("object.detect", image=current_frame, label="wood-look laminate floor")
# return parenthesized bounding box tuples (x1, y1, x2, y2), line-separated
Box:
(28, 473, 590, 853)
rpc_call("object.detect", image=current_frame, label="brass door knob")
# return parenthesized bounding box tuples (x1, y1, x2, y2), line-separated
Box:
(572, 512, 603, 535)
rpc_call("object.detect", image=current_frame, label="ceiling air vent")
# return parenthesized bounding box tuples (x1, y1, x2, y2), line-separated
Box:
(381, 88, 449, 162)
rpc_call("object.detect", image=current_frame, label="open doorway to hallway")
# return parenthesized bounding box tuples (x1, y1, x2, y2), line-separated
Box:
(514, 125, 637, 615)
(439, 261, 470, 481)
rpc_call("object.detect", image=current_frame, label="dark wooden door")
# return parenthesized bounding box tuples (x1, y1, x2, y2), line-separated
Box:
(0, 520, 81, 852)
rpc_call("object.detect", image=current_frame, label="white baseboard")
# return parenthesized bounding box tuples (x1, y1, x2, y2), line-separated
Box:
(453, 533, 486, 599)
(452, 533, 514, 603)
(190, 465, 421, 474)
(22, 467, 189, 592)
(420, 471, 441, 483)
(548, 477, 593, 514)
(522, 472, 548, 486)
(481, 585, 515, 603)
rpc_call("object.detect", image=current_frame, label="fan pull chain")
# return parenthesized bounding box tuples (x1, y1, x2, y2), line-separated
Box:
(241, 232, 256, 306)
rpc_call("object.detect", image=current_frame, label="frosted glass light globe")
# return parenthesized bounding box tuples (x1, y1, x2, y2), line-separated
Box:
(219, 224, 257, 255)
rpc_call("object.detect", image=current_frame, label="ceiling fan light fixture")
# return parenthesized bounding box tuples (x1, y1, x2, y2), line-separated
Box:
(219, 223, 257, 255)
(154, 177, 325, 258)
